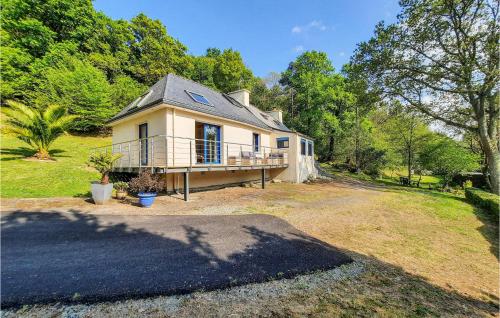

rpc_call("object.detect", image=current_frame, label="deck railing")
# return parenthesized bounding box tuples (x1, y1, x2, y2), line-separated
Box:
(91, 135, 288, 170)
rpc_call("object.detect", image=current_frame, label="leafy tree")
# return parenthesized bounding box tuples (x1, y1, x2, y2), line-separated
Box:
(280, 51, 354, 160)
(190, 55, 217, 89)
(351, 0, 499, 194)
(84, 13, 134, 80)
(1, 100, 76, 159)
(383, 106, 431, 181)
(128, 13, 192, 86)
(189, 48, 255, 93)
(212, 49, 254, 92)
(110, 75, 147, 111)
(0, 45, 33, 100)
(343, 63, 380, 171)
(420, 136, 480, 188)
(1, 0, 95, 57)
(250, 77, 287, 111)
(33, 55, 113, 132)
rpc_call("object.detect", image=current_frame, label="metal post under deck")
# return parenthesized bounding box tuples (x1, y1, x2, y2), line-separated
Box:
(184, 172, 189, 201)
(261, 168, 265, 189)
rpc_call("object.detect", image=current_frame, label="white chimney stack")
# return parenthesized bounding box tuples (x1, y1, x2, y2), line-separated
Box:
(227, 89, 250, 107)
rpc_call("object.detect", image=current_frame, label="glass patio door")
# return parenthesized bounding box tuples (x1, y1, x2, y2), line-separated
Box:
(139, 123, 148, 166)
(203, 124, 221, 164)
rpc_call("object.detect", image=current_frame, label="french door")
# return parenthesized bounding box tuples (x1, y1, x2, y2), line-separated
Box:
(139, 123, 148, 166)
(203, 124, 221, 164)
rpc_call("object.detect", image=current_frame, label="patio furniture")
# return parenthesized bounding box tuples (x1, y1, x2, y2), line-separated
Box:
(399, 176, 409, 186)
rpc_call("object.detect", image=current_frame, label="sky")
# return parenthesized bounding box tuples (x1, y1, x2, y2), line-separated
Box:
(93, 0, 400, 78)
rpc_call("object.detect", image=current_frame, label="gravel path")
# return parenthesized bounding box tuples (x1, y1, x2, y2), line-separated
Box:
(2, 262, 364, 318)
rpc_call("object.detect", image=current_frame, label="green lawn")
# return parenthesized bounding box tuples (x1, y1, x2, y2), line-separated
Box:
(1, 134, 111, 198)
(320, 163, 444, 189)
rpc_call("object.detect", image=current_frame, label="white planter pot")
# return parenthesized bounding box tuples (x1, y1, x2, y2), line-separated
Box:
(91, 182, 113, 205)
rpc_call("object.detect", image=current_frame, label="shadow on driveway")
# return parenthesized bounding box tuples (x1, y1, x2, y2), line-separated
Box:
(1, 211, 351, 306)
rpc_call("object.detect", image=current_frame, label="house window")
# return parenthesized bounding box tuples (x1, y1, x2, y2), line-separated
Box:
(253, 133, 260, 152)
(307, 141, 313, 156)
(300, 139, 306, 155)
(277, 137, 289, 149)
(186, 91, 211, 106)
(195, 122, 221, 164)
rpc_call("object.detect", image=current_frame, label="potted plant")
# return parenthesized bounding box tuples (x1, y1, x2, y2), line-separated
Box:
(128, 170, 165, 207)
(113, 181, 129, 199)
(88, 152, 122, 205)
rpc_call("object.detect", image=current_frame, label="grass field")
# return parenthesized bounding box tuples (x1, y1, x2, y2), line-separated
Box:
(3, 174, 498, 317)
(0, 134, 111, 198)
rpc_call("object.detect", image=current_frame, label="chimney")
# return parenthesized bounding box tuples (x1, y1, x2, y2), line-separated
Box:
(267, 109, 283, 123)
(227, 89, 250, 107)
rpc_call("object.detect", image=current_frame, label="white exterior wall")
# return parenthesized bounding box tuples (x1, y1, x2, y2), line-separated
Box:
(269, 132, 317, 183)
(112, 108, 167, 144)
(296, 136, 317, 182)
(110, 103, 316, 188)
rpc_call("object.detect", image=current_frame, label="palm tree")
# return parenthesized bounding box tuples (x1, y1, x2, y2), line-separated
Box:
(1, 100, 77, 160)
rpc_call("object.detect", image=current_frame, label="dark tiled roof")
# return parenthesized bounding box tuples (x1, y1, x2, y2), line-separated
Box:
(245, 104, 292, 132)
(109, 74, 292, 132)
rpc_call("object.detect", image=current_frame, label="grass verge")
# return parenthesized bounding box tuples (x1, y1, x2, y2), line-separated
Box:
(1, 134, 110, 197)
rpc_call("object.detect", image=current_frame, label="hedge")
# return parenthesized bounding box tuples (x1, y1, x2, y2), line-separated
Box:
(465, 187, 499, 218)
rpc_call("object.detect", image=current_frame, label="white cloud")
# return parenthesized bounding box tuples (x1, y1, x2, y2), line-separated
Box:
(291, 20, 328, 34)
(293, 45, 305, 53)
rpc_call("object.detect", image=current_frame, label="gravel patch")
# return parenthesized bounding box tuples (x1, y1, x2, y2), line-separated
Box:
(1, 262, 364, 318)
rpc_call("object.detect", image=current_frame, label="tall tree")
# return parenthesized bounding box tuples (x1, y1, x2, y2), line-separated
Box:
(128, 13, 192, 86)
(352, 0, 499, 194)
(84, 13, 134, 80)
(383, 106, 431, 181)
(212, 49, 253, 92)
(280, 51, 354, 160)
(33, 54, 113, 132)
(110, 75, 147, 111)
(420, 135, 480, 188)
(1, 0, 95, 57)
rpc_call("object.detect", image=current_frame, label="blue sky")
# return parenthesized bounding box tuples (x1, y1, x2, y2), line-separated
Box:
(94, 0, 400, 77)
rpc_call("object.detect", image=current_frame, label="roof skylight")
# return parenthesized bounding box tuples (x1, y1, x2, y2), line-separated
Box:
(186, 91, 211, 106)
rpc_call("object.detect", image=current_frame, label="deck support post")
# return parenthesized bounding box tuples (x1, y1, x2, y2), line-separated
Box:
(184, 172, 190, 201)
(261, 168, 265, 189)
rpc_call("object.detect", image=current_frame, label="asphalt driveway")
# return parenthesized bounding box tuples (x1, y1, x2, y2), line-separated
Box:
(1, 211, 351, 306)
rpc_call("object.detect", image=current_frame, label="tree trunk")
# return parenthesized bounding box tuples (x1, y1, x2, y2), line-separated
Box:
(476, 98, 499, 195)
(35, 149, 50, 160)
(328, 135, 335, 162)
(407, 148, 412, 184)
(101, 173, 109, 185)
(478, 130, 500, 195)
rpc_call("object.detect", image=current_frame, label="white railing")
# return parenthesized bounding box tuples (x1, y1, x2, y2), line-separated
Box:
(91, 135, 288, 170)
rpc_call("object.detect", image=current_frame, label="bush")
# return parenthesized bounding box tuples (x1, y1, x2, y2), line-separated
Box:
(88, 152, 122, 184)
(128, 170, 165, 194)
(465, 187, 499, 218)
(113, 181, 128, 192)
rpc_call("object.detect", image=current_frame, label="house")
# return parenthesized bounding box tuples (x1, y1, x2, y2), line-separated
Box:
(104, 74, 317, 200)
